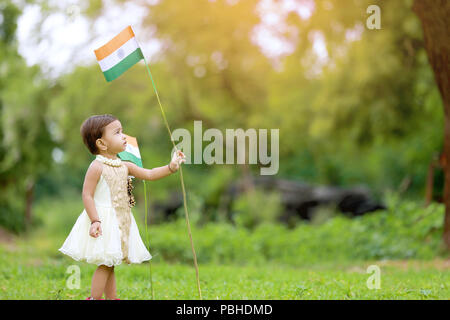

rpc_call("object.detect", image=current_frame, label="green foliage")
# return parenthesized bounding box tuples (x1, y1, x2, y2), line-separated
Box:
(1, 0, 446, 238)
(1, 0, 448, 300)
(231, 188, 283, 229)
(0, 1, 20, 45)
(0, 1, 56, 232)
(174, 192, 203, 225)
(0, 183, 26, 233)
(147, 193, 447, 266)
(34, 192, 447, 268)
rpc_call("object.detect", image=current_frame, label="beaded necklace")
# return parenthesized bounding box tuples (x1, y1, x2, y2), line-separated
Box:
(95, 154, 136, 208)
(96, 154, 122, 167)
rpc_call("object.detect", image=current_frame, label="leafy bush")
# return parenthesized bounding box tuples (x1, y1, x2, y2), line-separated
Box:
(0, 184, 27, 233)
(231, 188, 283, 229)
(147, 192, 447, 266)
(35, 191, 448, 267)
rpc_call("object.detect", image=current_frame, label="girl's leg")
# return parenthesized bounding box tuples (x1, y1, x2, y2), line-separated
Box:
(90, 265, 113, 300)
(104, 266, 117, 300)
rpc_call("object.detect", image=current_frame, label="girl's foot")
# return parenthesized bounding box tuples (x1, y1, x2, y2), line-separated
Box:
(86, 296, 104, 300)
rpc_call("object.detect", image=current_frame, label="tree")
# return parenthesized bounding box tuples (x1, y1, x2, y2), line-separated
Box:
(413, 0, 450, 249)
(0, 1, 55, 232)
(144, 0, 274, 190)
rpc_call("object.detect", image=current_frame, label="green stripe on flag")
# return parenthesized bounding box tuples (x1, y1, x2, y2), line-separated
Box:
(103, 48, 144, 82)
(118, 151, 143, 168)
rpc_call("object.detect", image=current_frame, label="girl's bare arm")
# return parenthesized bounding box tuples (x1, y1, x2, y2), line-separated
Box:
(124, 161, 174, 181)
(82, 160, 102, 222)
(124, 150, 186, 181)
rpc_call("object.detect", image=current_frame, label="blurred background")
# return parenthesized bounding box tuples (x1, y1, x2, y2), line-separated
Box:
(0, 0, 449, 299)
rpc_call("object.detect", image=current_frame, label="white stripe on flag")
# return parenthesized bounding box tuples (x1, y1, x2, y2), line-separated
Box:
(97, 37, 140, 72)
(125, 143, 141, 159)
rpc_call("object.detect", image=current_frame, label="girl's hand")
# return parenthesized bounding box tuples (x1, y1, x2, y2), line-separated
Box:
(169, 150, 186, 172)
(89, 222, 102, 238)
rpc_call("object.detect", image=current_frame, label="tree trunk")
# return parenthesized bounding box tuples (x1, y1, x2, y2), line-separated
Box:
(25, 180, 34, 229)
(413, 0, 450, 249)
(425, 154, 439, 206)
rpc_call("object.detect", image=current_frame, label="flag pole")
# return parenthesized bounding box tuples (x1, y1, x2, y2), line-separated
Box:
(143, 180, 155, 300)
(142, 55, 203, 300)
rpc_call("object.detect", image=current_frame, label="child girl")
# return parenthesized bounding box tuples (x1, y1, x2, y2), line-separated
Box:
(59, 114, 185, 300)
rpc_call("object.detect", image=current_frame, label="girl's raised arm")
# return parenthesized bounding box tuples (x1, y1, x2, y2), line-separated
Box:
(124, 150, 185, 181)
(124, 161, 174, 181)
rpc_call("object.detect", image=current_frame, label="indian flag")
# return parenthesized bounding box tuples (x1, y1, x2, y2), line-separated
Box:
(94, 26, 144, 82)
(118, 134, 143, 169)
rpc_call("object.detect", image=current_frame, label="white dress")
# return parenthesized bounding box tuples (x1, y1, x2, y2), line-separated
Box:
(59, 155, 152, 267)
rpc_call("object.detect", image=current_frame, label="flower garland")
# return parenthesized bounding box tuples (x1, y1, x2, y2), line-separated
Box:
(95, 154, 122, 167)
(126, 177, 136, 208)
(96, 154, 136, 208)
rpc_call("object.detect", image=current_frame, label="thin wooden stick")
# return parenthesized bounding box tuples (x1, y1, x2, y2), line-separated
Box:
(143, 180, 155, 300)
(142, 55, 202, 300)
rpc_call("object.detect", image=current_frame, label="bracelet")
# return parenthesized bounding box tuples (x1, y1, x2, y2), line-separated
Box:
(168, 163, 176, 173)
(91, 220, 101, 225)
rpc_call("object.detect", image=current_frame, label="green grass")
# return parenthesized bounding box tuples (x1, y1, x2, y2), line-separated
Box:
(0, 238, 449, 300)
(0, 192, 449, 300)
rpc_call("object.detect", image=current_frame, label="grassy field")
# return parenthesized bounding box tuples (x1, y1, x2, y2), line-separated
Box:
(0, 193, 449, 300)
(0, 235, 449, 300)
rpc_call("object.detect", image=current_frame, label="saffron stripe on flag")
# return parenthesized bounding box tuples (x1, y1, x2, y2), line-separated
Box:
(94, 26, 135, 61)
(124, 141, 142, 160)
(118, 134, 143, 168)
(97, 37, 140, 72)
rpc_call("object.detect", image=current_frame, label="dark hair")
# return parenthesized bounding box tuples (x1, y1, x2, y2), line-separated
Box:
(80, 114, 118, 155)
